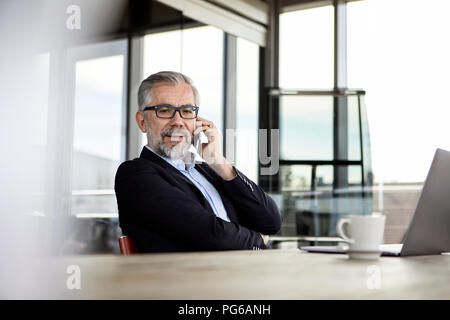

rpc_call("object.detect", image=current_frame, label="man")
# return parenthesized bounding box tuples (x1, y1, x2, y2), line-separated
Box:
(115, 71, 281, 253)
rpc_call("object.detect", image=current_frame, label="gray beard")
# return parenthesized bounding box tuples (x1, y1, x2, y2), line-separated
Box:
(146, 123, 192, 161)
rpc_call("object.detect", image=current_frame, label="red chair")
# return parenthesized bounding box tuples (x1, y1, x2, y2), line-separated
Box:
(118, 236, 138, 255)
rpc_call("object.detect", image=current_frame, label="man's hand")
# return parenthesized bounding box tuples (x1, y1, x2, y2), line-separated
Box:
(195, 116, 236, 180)
(260, 233, 269, 245)
(194, 116, 222, 163)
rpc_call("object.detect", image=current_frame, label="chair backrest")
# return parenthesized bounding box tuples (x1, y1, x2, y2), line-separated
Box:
(118, 236, 138, 255)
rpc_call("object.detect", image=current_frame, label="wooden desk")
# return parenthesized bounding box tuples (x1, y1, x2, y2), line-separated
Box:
(37, 249, 450, 299)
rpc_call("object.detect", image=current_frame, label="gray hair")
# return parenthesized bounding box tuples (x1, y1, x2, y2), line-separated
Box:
(137, 71, 200, 111)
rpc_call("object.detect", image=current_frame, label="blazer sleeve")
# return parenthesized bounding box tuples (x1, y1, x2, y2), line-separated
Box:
(115, 162, 267, 251)
(217, 167, 282, 235)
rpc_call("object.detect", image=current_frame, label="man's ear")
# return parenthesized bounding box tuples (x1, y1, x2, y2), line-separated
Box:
(136, 111, 147, 133)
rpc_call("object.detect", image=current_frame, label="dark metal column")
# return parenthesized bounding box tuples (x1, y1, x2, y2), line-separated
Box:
(259, 0, 280, 192)
(126, 35, 143, 160)
(333, 0, 349, 191)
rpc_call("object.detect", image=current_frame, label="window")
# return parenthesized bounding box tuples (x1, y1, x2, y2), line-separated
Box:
(70, 39, 127, 217)
(348, 0, 450, 183)
(276, 5, 372, 239)
(279, 6, 334, 89)
(280, 96, 334, 160)
(347, 0, 450, 243)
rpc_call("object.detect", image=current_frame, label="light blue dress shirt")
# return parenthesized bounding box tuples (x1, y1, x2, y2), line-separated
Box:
(145, 145, 231, 222)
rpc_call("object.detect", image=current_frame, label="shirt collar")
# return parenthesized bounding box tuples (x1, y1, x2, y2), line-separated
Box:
(145, 145, 205, 171)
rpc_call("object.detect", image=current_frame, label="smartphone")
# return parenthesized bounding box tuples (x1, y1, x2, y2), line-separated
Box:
(194, 131, 208, 155)
(193, 118, 209, 156)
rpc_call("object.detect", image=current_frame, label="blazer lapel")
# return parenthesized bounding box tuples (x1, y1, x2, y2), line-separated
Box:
(139, 147, 211, 209)
(139, 147, 237, 222)
(139, 147, 196, 187)
(195, 163, 239, 223)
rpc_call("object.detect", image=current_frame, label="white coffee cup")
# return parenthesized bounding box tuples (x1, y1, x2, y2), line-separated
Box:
(337, 213, 386, 260)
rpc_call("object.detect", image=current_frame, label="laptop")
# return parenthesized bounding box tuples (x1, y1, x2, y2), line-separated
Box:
(301, 148, 450, 257)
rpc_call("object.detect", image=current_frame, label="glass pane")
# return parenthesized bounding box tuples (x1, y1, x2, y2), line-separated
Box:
(281, 165, 312, 191)
(316, 165, 333, 188)
(348, 165, 362, 186)
(279, 6, 334, 89)
(346, 0, 450, 244)
(348, 0, 450, 184)
(280, 96, 333, 160)
(143, 30, 182, 76)
(347, 95, 361, 161)
(235, 37, 259, 182)
(72, 46, 126, 215)
(279, 165, 311, 235)
(280, 164, 371, 237)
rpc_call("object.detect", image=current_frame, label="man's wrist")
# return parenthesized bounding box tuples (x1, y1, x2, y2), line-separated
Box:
(209, 157, 237, 180)
(259, 233, 269, 245)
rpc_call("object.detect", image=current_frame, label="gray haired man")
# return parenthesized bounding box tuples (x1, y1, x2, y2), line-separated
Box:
(114, 71, 281, 253)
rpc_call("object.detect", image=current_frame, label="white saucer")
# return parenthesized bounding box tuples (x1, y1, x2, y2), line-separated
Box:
(347, 250, 382, 260)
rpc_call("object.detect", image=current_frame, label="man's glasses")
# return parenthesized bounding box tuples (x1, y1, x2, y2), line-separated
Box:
(143, 104, 199, 119)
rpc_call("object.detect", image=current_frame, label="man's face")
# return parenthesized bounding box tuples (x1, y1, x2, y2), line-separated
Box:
(137, 82, 196, 159)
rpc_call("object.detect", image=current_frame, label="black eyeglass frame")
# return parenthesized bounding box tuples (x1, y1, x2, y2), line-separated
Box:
(142, 104, 199, 119)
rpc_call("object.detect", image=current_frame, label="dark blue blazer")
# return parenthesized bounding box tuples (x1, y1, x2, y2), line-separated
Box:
(114, 147, 282, 253)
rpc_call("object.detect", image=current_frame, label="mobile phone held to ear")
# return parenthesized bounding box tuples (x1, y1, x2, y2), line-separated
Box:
(194, 131, 209, 155)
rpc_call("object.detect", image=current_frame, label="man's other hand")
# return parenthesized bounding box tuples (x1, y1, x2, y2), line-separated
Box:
(260, 233, 269, 245)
